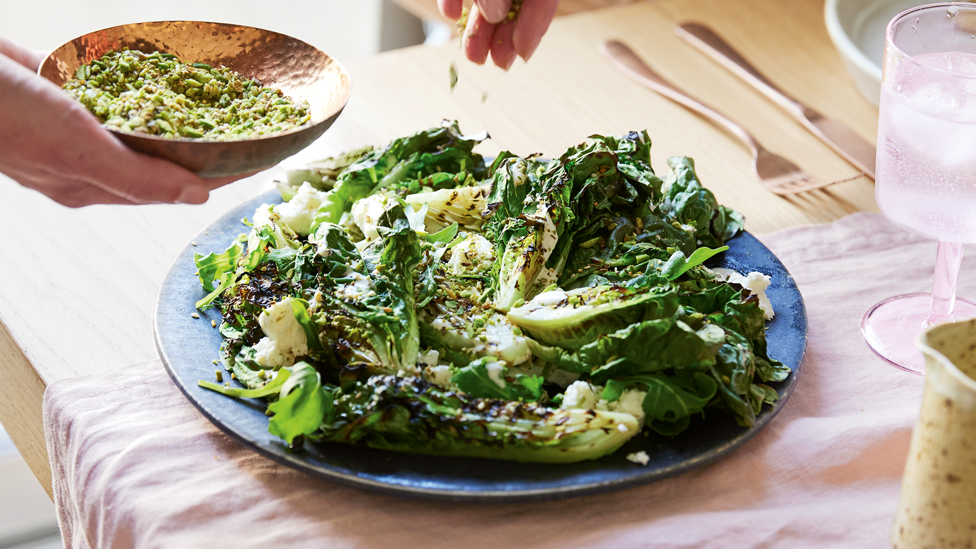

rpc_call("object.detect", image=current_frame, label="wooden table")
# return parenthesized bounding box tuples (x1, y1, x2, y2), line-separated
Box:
(0, 0, 878, 497)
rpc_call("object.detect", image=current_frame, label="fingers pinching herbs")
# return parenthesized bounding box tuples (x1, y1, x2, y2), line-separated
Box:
(513, 0, 559, 61)
(462, 3, 495, 65)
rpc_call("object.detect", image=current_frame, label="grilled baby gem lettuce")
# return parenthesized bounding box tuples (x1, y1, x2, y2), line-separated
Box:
(196, 123, 789, 462)
(507, 285, 679, 351)
(310, 120, 487, 232)
(307, 205, 422, 376)
(320, 375, 640, 463)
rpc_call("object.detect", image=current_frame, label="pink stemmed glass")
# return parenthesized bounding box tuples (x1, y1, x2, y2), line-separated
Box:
(862, 2, 976, 374)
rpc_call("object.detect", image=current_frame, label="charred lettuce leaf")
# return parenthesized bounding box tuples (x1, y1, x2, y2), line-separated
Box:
(507, 285, 678, 351)
(311, 120, 488, 232)
(306, 204, 422, 376)
(320, 375, 639, 463)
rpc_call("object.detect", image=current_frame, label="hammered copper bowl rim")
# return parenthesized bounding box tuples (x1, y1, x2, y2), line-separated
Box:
(38, 20, 352, 176)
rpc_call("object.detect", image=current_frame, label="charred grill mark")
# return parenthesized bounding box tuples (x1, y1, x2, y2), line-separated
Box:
(220, 262, 294, 344)
(234, 263, 292, 309)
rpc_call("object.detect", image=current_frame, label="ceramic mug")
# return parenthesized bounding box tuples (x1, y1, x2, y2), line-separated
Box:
(891, 318, 976, 547)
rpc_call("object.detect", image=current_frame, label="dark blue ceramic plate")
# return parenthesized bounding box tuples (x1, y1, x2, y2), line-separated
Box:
(155, 188, 807, 502)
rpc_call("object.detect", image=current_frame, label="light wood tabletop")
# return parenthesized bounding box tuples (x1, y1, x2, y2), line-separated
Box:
(0, 0, 878, 496)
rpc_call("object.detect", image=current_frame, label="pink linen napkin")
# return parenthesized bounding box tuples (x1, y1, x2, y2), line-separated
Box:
(44, 213, 976, 549)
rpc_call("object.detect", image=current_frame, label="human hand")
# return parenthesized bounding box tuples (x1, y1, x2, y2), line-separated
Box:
(0, 38, 245, 207)
(438, 0, 559, 69)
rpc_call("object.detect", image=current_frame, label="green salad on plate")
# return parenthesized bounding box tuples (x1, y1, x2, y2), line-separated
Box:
(193, 121, 789, 463)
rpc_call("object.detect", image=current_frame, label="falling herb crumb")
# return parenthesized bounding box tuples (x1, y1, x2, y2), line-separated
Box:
(457, 7, 469, 35)
(449, 62, 458, 92)
(481, 91, 488, 103)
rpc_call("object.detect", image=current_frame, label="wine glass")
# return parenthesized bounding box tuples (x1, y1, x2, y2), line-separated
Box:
(862, 2, 976, 374)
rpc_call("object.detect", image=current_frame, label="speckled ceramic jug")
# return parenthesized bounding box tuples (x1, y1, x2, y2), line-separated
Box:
(891, 318, 976, 548)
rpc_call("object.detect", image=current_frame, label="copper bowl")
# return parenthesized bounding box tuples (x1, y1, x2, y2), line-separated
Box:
(39, 21, 352, 177)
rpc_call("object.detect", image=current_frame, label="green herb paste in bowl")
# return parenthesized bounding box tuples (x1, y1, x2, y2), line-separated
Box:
(63, 49, 311, 141)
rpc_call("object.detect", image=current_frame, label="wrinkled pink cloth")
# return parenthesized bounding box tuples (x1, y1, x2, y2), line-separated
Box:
(44, 213, 976, 549)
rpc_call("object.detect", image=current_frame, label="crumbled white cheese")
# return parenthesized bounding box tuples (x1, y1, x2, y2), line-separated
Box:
(276, 182, 328, 235)
(424, 365, 454, 388)
(252, 203, 275, 230)
(307, 290, 325, 314)
(486, 361, 506, 388)
(247, 203, 300, 252)
(562, 381, 601, 410)
(335, 271, 373, 301)
(253, 298, 309, 368)
(350, 194, 389, 241)
(447, 233, 495, 276)
(717, 270, 774, 320)
(417, 349, 440, 368)
(597, 388, 648, 424)
(247, 203, 276, 252)
(626, 451, 650, 466)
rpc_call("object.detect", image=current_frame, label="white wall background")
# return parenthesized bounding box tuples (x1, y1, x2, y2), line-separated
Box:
(1, 0, 425, 64)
